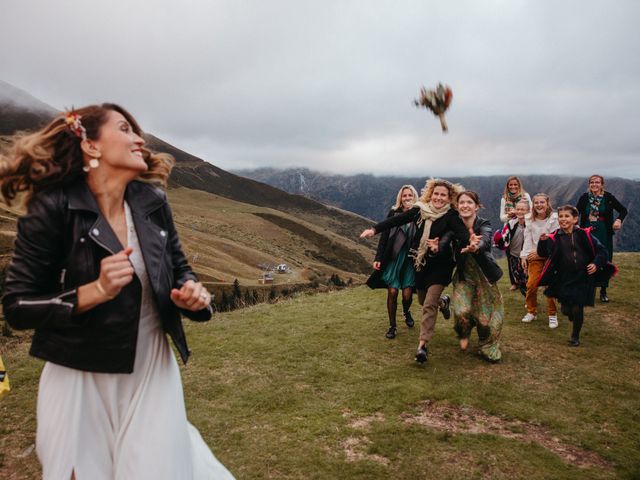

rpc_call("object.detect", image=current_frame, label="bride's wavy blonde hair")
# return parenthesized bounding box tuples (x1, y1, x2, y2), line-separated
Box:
(0, 103, 174, 206)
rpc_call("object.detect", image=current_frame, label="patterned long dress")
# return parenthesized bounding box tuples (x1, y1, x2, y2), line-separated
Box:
(452, 256, 503, 362)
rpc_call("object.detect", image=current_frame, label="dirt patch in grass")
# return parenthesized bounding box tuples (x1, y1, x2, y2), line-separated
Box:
(339, 411, 390, 466)
(341, 436, 390, 466)
(342, 410, 386, 431)
(401, 400, 613, 471)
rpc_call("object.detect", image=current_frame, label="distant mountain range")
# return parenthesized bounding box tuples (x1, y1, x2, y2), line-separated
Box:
(0, 80, 376, 285)
(235, 168, 639, 252)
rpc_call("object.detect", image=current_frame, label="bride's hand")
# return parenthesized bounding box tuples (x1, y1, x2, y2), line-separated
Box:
(170, 280, 211, 311)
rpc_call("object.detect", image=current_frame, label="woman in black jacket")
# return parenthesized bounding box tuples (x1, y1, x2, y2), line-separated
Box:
(447, 191, 504, 362)
(366, 185, 419, 339)
(1, 104, 234, 479)
(575, 174, 627, 302)
(361, 179, 469, 364)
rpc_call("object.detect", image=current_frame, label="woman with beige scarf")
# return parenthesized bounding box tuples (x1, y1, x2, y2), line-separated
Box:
(361, 179, 469, 364)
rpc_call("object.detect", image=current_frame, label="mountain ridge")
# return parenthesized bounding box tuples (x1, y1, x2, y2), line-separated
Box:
(235, 167, 639, 252)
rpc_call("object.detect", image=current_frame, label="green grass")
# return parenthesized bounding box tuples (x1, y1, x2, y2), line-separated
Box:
(2, 254, 640, 479)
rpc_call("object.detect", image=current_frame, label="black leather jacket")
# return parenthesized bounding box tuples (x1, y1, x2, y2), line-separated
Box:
(443, 216, 503, 284)
(2, 180, 211, 373)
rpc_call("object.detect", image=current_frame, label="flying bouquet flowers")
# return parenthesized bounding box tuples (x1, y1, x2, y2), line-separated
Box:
(414, 83, 453, 133)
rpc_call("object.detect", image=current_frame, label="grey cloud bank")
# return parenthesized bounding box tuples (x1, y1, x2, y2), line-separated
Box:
(2, 0, 639, 178)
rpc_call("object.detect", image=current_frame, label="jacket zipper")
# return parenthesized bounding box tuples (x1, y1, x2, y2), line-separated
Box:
(18, 298, 74, 309)
(90, 234, 116, 255)
(59, 268, 67, 289)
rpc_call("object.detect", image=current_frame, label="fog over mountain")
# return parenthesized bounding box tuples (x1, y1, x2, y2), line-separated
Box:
(3, 1, 640, 178)
(0, 80, 55, 112)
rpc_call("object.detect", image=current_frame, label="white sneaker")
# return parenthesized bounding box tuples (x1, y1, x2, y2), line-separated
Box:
(548, 315, 558, 329)
(521, 313, 536, 323)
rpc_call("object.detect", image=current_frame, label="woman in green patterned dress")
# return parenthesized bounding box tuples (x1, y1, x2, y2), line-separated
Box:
(576, 174, 627, 302)
(449, 191, 504, 362)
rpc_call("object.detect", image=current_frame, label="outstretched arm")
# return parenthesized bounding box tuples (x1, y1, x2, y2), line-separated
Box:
(373, 210, 393, 261)
(373, 207, 419, 234)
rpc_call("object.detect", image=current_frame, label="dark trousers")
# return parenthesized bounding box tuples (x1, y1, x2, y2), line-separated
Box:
(561, 303, 584, 340)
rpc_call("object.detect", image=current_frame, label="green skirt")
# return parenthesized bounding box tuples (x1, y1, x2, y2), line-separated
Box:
(452, 256, 503, 362)
(382, 246, 415, 290)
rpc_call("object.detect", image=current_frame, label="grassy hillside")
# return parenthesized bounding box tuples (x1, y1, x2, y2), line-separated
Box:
(166, 187, 373, 285)
(2, 254, 639, 479)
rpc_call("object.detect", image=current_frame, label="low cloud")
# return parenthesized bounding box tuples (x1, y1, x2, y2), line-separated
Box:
(1, 0, 638, 178)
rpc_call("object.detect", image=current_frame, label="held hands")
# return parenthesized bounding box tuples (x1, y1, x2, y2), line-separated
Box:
(95, 247, 135, 300)
(586, 263, 597, 275)
(372, 261, 381, 270)
(539, 233, 549, 241)
(360, 228, 375, 239)
(460, 230, 481, 254)
(170, 279, 211, 312)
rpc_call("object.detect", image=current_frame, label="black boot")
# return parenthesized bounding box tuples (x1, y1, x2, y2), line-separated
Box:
(402, 299, 414, 327)
(600, 288, 609, 303)
(403, 311, 415, 328)
(415, 344, 428, 363)
(385, 326, 397, 339)
(569, 306, 583, 346)
(439, 295, 451, 320)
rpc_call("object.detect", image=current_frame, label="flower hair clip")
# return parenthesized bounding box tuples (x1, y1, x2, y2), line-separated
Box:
(64, 111, 87, 140)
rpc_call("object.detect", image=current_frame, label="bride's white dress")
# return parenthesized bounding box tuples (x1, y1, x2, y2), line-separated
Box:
(36, 203, 235, 479)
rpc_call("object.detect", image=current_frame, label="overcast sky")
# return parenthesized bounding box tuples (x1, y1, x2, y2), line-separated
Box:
(2, 1, 639, 178)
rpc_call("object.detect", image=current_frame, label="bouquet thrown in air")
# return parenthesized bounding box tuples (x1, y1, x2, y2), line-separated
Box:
(414, 83, 453, 132)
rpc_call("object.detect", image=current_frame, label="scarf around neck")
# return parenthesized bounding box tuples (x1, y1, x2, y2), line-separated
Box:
(505, 191, 522, 210)
(411, 200, 451, 270)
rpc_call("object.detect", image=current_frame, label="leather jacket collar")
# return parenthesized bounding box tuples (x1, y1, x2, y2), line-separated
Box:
(67, 178, 165, 215)
(66, 179, 166, 255)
